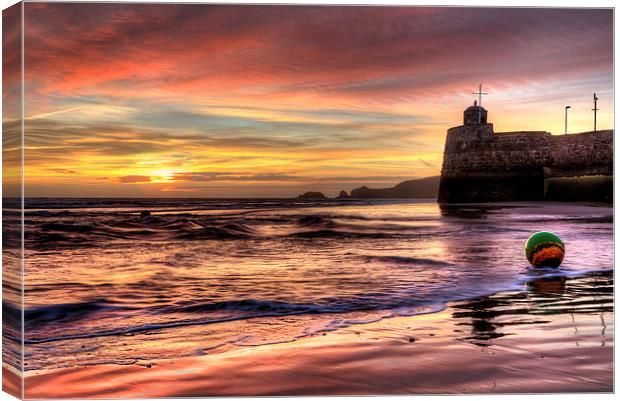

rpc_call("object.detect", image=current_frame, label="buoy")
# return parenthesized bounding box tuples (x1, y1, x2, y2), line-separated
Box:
(524, 231, 565, 268)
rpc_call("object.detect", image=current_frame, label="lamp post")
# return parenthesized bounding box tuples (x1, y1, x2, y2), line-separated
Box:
(564, 106, 571, 135)
(592, 93, 599, 132)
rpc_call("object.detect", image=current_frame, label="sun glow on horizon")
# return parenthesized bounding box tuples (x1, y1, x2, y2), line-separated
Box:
(149, 169, 177, 183)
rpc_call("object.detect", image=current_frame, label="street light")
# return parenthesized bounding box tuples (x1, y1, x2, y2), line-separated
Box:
(564, 106, 571, 135)
(592, 93, 599, 132)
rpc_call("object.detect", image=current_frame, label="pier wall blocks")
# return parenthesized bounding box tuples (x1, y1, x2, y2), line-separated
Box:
(438, 124, 613, 203)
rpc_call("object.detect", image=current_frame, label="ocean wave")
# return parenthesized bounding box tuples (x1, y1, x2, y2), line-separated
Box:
(2, 301, 21, 328)
(21, 268, 613, 347)
(23, 300, 330, 345)
(163, 298, 325, 314)
(40, 222, 96, 233)
(25, 210, 73, 217)
(361, 255, 454, 266)
(27, 217, 258, 246)
(21, 291, 439, 344)
(26, 212, 434, 247)
(24, 299, 129, 325)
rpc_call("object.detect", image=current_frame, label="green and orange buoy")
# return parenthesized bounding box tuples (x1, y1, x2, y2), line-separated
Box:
(524, 231, 565, 268)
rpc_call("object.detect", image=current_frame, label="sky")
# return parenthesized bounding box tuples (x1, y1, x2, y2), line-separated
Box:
(9, 3, 614, 198)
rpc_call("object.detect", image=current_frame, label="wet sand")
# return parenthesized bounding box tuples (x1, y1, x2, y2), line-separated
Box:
(24, 272, 613, 398)
(2, 365, 21, 399)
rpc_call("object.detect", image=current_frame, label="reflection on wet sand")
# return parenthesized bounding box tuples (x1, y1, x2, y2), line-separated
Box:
(453, 272, 612, 347)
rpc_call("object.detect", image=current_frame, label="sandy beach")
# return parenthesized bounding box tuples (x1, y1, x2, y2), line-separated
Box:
(23, 272, 613, 398)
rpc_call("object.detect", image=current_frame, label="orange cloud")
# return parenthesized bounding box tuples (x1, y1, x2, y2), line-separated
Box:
(119, 175, 152, 184)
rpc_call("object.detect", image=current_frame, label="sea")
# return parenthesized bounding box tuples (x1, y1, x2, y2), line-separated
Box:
(2, 198, 614, 371)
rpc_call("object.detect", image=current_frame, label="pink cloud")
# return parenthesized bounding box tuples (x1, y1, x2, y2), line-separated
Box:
(23, 4, 612, 105)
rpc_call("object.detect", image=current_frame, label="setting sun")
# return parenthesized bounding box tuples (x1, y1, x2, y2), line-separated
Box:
(149, 169, 176, 183)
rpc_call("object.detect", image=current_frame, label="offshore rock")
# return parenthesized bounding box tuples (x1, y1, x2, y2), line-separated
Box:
(297, 191, 326, 199)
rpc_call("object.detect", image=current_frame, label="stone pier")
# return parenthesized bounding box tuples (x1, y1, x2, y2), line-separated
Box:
(438, 103, 613, 203)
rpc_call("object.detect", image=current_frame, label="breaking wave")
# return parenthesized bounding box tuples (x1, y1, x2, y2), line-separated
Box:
(26, 211, 446, 248)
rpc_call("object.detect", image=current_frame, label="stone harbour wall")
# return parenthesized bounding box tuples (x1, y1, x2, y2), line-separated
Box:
(548, 130, 613, 178)
(438, 124, 613, 203)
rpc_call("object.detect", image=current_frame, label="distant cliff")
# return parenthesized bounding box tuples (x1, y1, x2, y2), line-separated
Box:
(349, 176, 440, 199)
